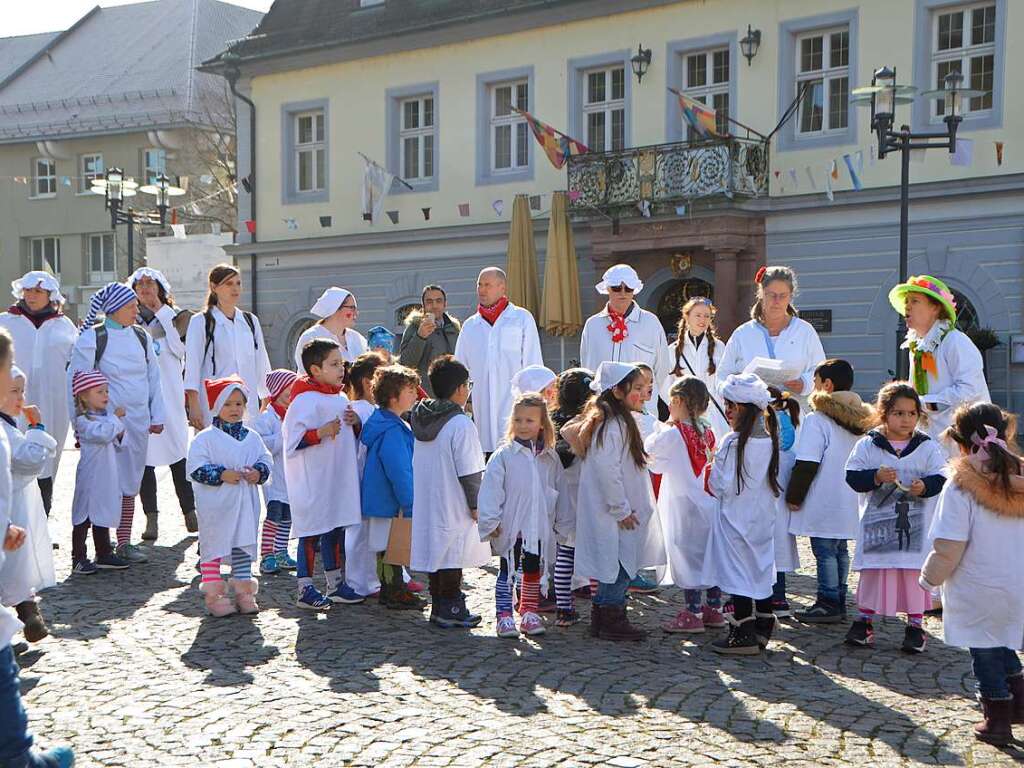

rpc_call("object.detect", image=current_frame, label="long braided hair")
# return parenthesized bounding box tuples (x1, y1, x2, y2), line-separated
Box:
(672, 297, 720, 377)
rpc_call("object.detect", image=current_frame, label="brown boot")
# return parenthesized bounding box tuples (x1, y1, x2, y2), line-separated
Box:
(183, 510, 199, 534)
(975, 696, 1014, 745)
(589, 605, 602, 638)
(1008, 674, 1024, 725)
(15, 601, 48, 643)
(142, 513, 158, 542)
(597, 605, 646, 641)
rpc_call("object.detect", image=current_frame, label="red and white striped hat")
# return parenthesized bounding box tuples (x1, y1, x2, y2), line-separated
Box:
(72, 369, 109, 397)
(205, 375, 249, 416)
(265, 369, 297, 402)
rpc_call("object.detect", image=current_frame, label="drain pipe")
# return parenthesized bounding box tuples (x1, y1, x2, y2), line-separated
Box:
(224, 55, 258, 314)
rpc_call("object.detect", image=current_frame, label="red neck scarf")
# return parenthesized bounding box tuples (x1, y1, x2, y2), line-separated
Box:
(290, 375, 343, 399)
(606, 303, 630, 343)
(9, 302, 60, 329)
(478, 296, 509, 326)
(271, 401, 288, 419)
(676, 421, 716, 477)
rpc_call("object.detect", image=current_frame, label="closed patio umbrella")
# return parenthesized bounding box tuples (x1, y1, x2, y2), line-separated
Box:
(540, 191, 582, 369)
(505, 194, 540, 317)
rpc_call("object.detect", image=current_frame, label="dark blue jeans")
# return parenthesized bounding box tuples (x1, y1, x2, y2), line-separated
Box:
(810, 537, 850, 606)
(592, 564, 631, 607)
(0, 643, 35, 766)
(970, 647, 1024, 699)
(265, 500, 291, 524)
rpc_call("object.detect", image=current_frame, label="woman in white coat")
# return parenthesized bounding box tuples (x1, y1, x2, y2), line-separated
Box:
(661, 296, 729, 442)
(293, 287, 368, 370)
(719, 266, 825, 411)
(888, 275, 990, 452)
(131, 268, 196, 541)
(561, 361, 658, 642)
(0, 271, 78, 516)
(184, 264, 272, 428)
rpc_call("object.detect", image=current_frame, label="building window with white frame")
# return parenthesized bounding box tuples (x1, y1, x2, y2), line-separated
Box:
(583, 65, 625, 153)
(143, 148, 166, 185)
(400, 95, 434, 181)
(88, 233, 115, 284)
(931, 2, 996, 117)
(80, 153, 103, 193)
(294, 110, 326, 193)
(490, 80, 529, 172)
(32, 158, 56, 198)
(682, 47, 730, 139)
(30, 237, 61, 275)
(796, 27, 850, 135)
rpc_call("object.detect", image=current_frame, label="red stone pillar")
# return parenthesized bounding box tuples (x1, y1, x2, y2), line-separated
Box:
(714, 249, 741, 336)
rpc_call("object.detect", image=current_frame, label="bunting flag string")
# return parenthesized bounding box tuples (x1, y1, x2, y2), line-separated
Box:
(842, 153, 863, 191)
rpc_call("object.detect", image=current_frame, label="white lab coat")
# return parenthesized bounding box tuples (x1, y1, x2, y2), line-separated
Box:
(141, 305, 189, 466)
(573, 419, 659, 584)
(184, 306, 271, 425)
(661, 334, 729, 442)
(344, 398, 381, 597)
(71, 412, 124, 529)
(790, 411, 863, 539)
(909, 327, 990, 450)
(0, 428, 20, 649)
(410, 414, 490, 573)
(0, 311, 77, 478)
(645, 422, 716, 589)
(774, 448, 801, 573)
(702, 434, 778, 599)
(718, 318, 826, 408)
(283, 389, 362, 538)
(294, 324, 368, 370)
(477, 440, 561, 566)
(0, 420, 56, 605)
(186, 425, 271, 563)
(580, 304, 670, 412)
(455, 303, 543, 453)
(68, 325, 164, 497)
(252, 407, 288, 505)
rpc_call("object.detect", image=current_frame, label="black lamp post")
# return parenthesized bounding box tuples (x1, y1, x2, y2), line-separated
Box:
(852, 67, 984, 379)
(92, 168, 182, 273)
(630, 45, 652, 83)
(740, 25, 761, 66)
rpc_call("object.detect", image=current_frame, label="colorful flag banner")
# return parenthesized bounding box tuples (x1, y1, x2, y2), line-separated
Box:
(529, 195, 542, 210)
(458, 203, 470, 217)
(995, 141, 1005, 166)
(244, 220, 256, 234)
(842, 154, 863, 191)
(805, 166, 817, 190)
(950, 138, 974, 167)
(512, 107, 588, 169)
(170, 224, 186, 240)
(422, 207, 431, 221)
(386, 210, 399, 224)
(668, 88, 721, 138)
(492, 199, 504, 216)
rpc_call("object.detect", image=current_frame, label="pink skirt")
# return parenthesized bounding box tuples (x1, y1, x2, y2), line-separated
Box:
(856, 568, 931, 616)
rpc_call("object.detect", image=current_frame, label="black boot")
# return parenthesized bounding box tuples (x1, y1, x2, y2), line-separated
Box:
(711, 616, 760, 656)
(590, 605, 602, 638)
(754, 611, 777, 648)
(974, 696, 1014, 745)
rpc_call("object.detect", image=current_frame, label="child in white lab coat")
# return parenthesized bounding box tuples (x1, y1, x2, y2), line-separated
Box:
(478, 393, 562, 638)
(188, 376, 272, 617)
(703, 373, 782, 656)
(253, 369, 297, 576)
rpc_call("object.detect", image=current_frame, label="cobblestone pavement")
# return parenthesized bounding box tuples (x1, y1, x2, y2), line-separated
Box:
(14, 446, 1024, 767)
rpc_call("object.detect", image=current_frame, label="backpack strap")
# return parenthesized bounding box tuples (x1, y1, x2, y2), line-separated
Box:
(93, 323, 148, 367)
(132, 326, 149, 364)
(203, 310, 217, 375)
(242, 311, 258, 350)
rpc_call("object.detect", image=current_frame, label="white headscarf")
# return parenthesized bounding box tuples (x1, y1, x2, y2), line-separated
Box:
(310, 287, 353, 318)
(11, 271, 65, 305)
(720, 373, 771, 411)
(590, 361, 638, 393)
(595, 264, 644, 296)
(129, 267, 172, 295)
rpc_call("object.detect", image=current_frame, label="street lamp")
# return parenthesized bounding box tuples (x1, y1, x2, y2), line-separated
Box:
(739, 25, 761, 66)
(92, 168, 181, 273)
(852, 66, 985, 379)
(139, 173, 186, 226)
(630, 45, 652, 83)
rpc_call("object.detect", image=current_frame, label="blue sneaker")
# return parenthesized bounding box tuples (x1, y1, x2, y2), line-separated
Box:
(296, 584, 331, 611)
(34, 745, 75, 767)
(326, 582, 365, 604)
(259, 554, 280, 575)
(276, 551, 297, 571)
(627, 572, 660, 594)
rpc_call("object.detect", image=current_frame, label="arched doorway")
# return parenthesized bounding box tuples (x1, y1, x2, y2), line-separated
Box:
(655, 278, 714, 339)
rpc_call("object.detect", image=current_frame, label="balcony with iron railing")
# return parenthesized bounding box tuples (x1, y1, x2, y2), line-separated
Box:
(567, 136, 769, 216)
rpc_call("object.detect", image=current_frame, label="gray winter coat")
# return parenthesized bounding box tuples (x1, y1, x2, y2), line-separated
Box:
(398, 310, 460, 396)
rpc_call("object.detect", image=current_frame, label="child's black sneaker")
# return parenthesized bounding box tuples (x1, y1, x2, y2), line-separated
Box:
(434, 595, 481, 628)
(72, 558, 98, 575)
(94, 553, 130, 570)
(902, 625, 927, 653)
(556, 608, 580, 627)
(794, 600, 843, 624)
(844, 619, 875, 647)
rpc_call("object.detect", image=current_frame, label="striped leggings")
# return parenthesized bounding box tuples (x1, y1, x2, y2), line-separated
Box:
(553, 544, 576, 611)
(295, 527, 346, 588)
(200, 548, 253, 583)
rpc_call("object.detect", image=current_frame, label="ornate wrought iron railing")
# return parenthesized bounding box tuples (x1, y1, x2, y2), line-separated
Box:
(566, 137, 769, 213)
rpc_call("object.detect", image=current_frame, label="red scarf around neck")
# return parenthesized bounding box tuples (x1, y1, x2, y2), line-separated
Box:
(478, 295, 509, 326)
(606, 303, 630, 343)
(291, 375, 343, 399)
(271, 401, 288, 419)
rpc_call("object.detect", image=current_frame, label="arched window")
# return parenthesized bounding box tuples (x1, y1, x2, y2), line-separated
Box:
(949, 288, 979, 332)
(286, 317, 317, 358)
(656, 278, 714, 337)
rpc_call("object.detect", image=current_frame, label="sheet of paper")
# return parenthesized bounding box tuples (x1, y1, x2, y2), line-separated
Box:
(742, 356, 802, 386)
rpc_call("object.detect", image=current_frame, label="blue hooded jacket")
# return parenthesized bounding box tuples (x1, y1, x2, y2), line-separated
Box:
(360, 407, 414, 518)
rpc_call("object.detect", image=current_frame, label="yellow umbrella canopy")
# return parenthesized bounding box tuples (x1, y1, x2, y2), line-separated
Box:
(540, 190, 582, 338)
(505, 194, 540, 316)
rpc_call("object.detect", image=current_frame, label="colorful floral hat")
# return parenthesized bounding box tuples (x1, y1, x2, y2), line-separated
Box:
(888, 275, 957, 324)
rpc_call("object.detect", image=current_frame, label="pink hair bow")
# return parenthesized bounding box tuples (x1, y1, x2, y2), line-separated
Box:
(969, 424, 1007, 465)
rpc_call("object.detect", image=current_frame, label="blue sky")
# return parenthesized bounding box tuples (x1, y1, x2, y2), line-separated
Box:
(4, 0, 273, 37)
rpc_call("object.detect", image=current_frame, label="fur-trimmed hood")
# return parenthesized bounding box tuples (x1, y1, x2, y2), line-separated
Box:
(809, 390, 873, 435)
(404, 309, 461, 331)
(950, 457, 1024, 518)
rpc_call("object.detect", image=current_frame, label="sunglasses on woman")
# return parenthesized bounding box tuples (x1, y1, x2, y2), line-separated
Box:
(608, 285, 635, 294)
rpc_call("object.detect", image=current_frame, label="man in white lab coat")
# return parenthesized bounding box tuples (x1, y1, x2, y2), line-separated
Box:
(454, 267, 543, 455)
(580, 264, 670, 412)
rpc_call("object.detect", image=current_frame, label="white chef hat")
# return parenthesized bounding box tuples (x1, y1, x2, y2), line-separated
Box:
(10, 366, 25, 384)
(511, 365, 557, 397)
(595, 264, 644, 295)
(720, 372, 771, 411)
(590, 361, 638, 393)
(129, 267, 172, 294)
(310, 287, 353, 318)
(11, 271, 65, 305)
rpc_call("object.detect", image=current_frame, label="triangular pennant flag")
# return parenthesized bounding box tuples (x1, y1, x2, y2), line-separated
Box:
(191, 202, 203, 215)
(386, 210, 399, 224)
(830, 159, 839, 180)
(911, 149, 927, 164)
(492, 199, 504, 216)
(200, 174, 213, 185)
(854, 150, 864, 176)
(995, 141, 1005, 166)
(529, 195, 542, 211)
(842, 154, 863, 191)
(868, 145, 877, 167)
(568, 190, 581, 202)
(675, 204, 686, 217)
(637, 200, 651, 218)
(170, 224, 186, 240)
(950, 138, 974, 167)
(458, 203, 470, 217)
(746, 175, 758, 197)
(244, 220, 256, 234)
(805, 166, 817, 190)
(283, 217, 299, 231)
(421, 207, 431, 221)
(788, 168, 799, 189)
(61, 176, 72, 187)
(362, 212, 373, 222)
(824, 162, 834, 202)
